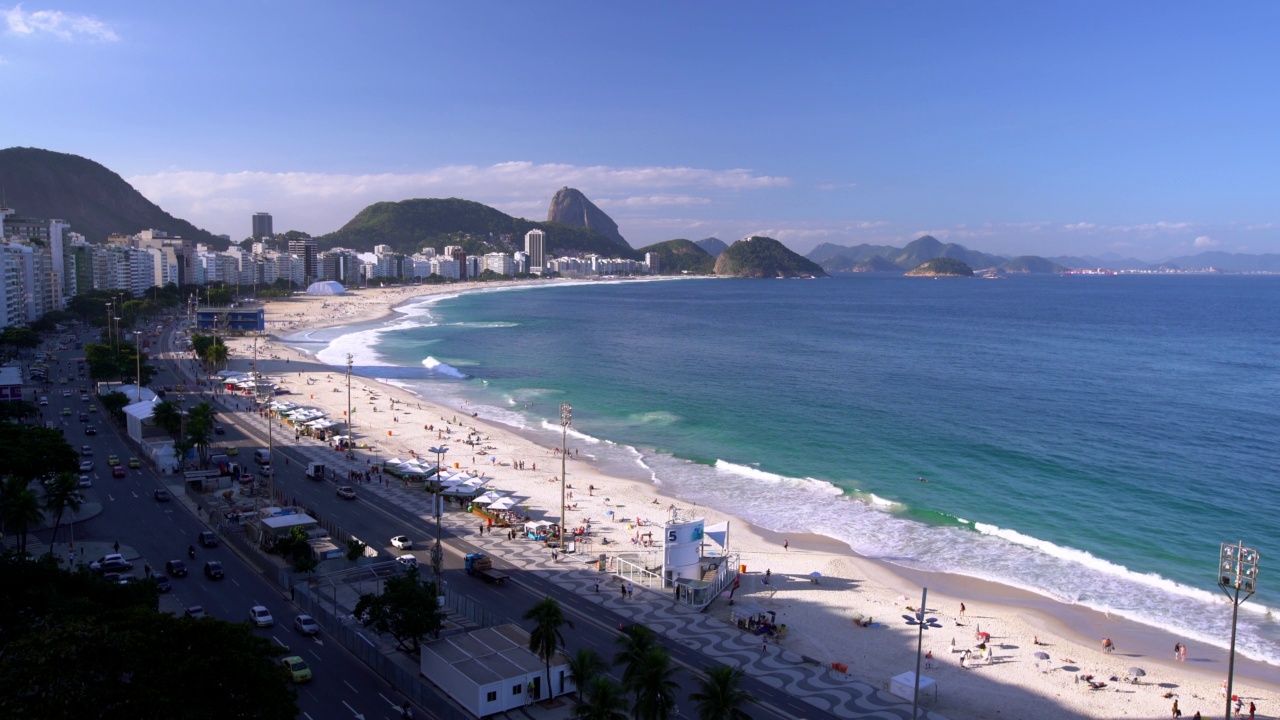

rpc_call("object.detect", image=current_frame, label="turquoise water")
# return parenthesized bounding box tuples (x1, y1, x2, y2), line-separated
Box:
(300, 275, 1280, 664)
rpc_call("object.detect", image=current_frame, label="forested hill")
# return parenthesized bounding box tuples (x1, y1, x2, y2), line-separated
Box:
(635, 239, 715, 274)
(0, 147, 221, 246)
(713, 236, 827, 278)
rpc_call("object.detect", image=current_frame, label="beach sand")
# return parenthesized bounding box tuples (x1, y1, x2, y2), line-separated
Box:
(216, 282, 1278, 720)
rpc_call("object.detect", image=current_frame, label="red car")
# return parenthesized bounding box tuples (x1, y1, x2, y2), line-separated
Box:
(112, 466, 126, 478)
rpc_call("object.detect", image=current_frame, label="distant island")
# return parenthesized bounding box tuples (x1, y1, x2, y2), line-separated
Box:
(714, 236, 827, 278)
(905, 258, 974, 277)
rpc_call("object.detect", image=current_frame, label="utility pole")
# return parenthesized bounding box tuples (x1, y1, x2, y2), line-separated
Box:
(346, 353, 353, 449)
(560, 403, 572, 548)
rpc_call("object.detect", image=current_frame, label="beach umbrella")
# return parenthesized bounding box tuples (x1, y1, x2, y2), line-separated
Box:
(1034, 651, 1050, 660)
(976, 631, 991, 640)
(1127, 667, 1146, 677)
(809, 571, 822, 578)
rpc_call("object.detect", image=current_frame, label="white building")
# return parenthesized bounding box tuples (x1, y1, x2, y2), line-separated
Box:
(419, 624, 572, 716)
(482, 252, 514, 277)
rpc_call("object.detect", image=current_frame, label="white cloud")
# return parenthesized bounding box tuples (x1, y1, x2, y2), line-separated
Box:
(4, 4, 118, 41)
(1193, 235, 1219, 248)
(126, 161, 789, 239)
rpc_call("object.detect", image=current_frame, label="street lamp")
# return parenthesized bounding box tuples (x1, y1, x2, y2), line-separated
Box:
(559, 403, 572, 551)
(428, 445, 449, 579)
(902, 588, 941, 720)
(1218, 540, 1260, 720)
(105, 303, 112, 345)
(345, 353, 354, 455)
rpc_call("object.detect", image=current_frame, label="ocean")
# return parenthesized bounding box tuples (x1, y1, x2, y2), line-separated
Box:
(298, 274, 1280, 665)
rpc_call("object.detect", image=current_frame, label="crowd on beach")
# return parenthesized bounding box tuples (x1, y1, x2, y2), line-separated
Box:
(212, 281, 1278, 720)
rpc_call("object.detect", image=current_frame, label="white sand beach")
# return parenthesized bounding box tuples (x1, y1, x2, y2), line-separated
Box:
(218, 281, 1279, 720)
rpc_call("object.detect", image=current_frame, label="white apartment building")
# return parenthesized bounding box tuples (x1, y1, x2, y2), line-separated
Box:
(482, 252, 514, 277)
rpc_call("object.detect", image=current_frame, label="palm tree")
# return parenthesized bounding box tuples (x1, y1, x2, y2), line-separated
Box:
(149, 400, 183, 440)
(523, 596, 573, 702)
(572, 677, 629, 720)
(44, 472, 83, 547)
(628, 647, 680, 720)
(613, 624, 658, 691)
(566, 648, 607, 701)
(0, 477, 44, 555)
(689, 665, 755, 720)
(205, 342, 229, 371)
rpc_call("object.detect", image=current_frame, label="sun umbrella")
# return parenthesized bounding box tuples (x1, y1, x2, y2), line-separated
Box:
(1034, 651, 1050, 660)
(809, 571, 822, 578)
(977, 631, 991, 639)
(1127, 667, 1146, 677)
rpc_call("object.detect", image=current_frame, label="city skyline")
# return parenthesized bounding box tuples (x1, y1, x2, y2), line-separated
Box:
(3, 2, 1280, 260)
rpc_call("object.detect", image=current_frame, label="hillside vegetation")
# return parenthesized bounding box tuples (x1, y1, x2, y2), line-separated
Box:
(714, 236, 827, 278)
(635, 239, 715, 275)
(905, 257, 974, 276)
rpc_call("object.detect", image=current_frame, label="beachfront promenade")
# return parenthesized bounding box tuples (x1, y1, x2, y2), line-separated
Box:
(204, 386, 946, 720)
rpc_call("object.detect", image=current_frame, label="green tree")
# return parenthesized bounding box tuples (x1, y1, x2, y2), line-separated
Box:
(205, 342, 230, 370)
(186, 402, 217, 462)
(0, 424, 78, 483)
(523, 596, 573, 702)
(353, 570, 445, 653)
(572, 677, 629, 720)
(628, 647, 679, 720)
(149, 400, 183, 440)
(0, 326, 39, 351)
(0, 478, 44, 555)
(42, 472, 83, 548)
(0, 400, 37, 422)
(566, 648, 608, 701)
(205, 287, 233, 306)
(613, 624, 658, 691)
(345, 537, 368, 561)
(689, 665, 755, 720)
(100, 391, 130, 421)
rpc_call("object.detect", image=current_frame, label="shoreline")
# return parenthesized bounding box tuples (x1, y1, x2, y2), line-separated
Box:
(225, 281, 1278, 719)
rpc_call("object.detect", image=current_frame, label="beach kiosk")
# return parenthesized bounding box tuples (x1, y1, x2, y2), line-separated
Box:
(890, 671, 937, 705)
(419, 624, 572, 715)
(661, 512, 738, 609)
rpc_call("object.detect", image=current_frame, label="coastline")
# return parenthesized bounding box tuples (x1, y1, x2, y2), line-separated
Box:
(225, 280, 1279, 719)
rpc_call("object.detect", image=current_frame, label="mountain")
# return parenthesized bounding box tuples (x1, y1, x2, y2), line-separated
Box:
(1157, 251, 1280, 272)
(905, 258, 974, 277)
(890, 236, 1006, 270)
(636, 239, 715, 275)
(694, 237, 729, 257)
(998, 256, 1069, 274)
(317, 198, 640, 259)
(806, 236, 1006, 271)
(1047, 255, 1151, 271)
(713, 236, 827, 278)
(0, 146, 221, 246)
(852, 256, 906, 272)
(546, 187, 631, 251)
(806, 241, 902, 265)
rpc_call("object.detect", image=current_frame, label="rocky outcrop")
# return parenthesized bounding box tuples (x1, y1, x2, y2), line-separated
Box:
(713, 236, 827, 278)
(546, 187, 630, 250)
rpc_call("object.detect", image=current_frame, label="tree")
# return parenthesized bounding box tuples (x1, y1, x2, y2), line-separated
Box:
(523, 596, 573, 702)
(149, 400, 183, 440)
(0, 400, 37, 422)
(353, 570, 445, 653)
(43, 472, 83, 548)
(628, 647, 679, 720)
(0, 478, 44, 555)
(345, 537, 368, 561)
(205, 342, 229, 371)
(186, 402, 217, 462)
(572, 677, 629, 720)
(566, 648, 607, 701)
(613, 624, 658, 691)
(689, 665, 755, 720)
(100, 391, 130, 421)
(0, 423, 78, 483)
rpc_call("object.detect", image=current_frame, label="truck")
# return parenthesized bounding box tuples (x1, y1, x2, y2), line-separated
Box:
(463, 553, 509, 584)
(305, 462, 325, 481)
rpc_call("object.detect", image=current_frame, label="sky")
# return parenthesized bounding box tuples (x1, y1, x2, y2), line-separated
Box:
(3, 2, 1280, 261)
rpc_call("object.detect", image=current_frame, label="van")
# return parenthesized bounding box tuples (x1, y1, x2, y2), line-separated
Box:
(253, 449, 271, 465)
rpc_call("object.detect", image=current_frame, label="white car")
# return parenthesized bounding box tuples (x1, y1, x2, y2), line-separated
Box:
(390, 535, 412, 550)
(249, 605, 274, 627)
(396, 554, 418, 570)
(62, 389, 72, 397)
(89, 553, 127, 571)
(38, 397, 48, 406)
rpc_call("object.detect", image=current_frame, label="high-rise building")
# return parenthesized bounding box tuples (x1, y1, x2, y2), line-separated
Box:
(524, 229, 545, 274)
(287, 236, 319, 283)
(252, 212, 273, 241)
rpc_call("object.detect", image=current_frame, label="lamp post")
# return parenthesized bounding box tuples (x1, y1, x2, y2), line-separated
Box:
(559, 403, 572, 549)
(902, 588, 941, 720)
(1217, 540, 1259, 720)
(429, 445, 449, 579)
(346, 353, 353, 453)
(105, 303, 112, 345)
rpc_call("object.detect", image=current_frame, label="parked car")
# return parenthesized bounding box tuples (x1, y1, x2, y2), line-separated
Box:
(203, 561, 224, 579)
(248, 605, 274, 627)
(89, 553, 127, 570)
(97, 559, 134, 575)
(293, 614, 319, 636)
(184, 605, 206, 619)
(165, 559, 188, 577)
(198, 531, 219, 548)
(336, 486, 356, 500)
(152, 573, 171, 592)
(112, 466, 126, 478)
(154, 489, 171, 502)
(390, 535, 412, 550)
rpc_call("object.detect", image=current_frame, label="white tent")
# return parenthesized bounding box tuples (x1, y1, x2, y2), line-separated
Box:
(305, 280, 346, 295)
(473, 491, 509, 506)
(489, 497, 519, 511)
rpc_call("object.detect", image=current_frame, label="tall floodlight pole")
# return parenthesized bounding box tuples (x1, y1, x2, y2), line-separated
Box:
(135, 327, 141, 393)
(346, 353, 353, 451)
(429, 445, 449, 579)
(902, 588, 941, 720)
(1217, 541, 1260, 720)
(105, 303, 112, 345)
(559, 403, 572, 548)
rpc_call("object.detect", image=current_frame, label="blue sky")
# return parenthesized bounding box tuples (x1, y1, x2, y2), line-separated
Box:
(3, 2, 1280, 260)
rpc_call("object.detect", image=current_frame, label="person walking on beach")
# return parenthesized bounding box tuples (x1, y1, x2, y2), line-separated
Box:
(783, 539, 789, 551)
(959, 602, 966, 618)
(1174, 642, 1182, 661)
(1171, 698, 1180, 718)
(1180, 643, 1187, 662)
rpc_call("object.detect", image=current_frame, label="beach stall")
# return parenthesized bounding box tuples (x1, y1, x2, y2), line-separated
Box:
(889, 672, 937, 704)
(523, 519, 554, 541)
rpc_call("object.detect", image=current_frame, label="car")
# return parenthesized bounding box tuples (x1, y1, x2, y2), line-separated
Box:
(78, 460, 93, 472)
(112, 466, 126, 478)
(62, 389, 72, 398)
(118, 575, 139, 585)
(203, 561, 224, 579)
(107, 454, 120, 466)
(152, 573, 172, 592)
(249, 605, 274, 627)
(60, 407, 71, 416)
(78, 474, 92, 487)
(390, 535, 412, 550)
(258, 465, 273, 477)
(198, 531, 219, 548)
(154, 488, 171, 502)
(214, 425, 226, 435)
(396, 554, 418, 570)
(90, 553, 127, 570)
(80, 394, 89, 402)
(226, 446, 238, 455)
(88, 404, 96, 412)
(97, 558, 134, 575)
(293, 614, 319, 636)
(336, 486, 356, 500)
(101, 572, 123, 583)
(84, 425, 97, 435)
(38, 397, 48, 406)
(165, 559, 188, 577)
(79, 412, 88, 422)
(80, 445, 93, 456)
(280, 655, 312, 683)
(128, 457, 140, 468)
(184, 605, 206, 619)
